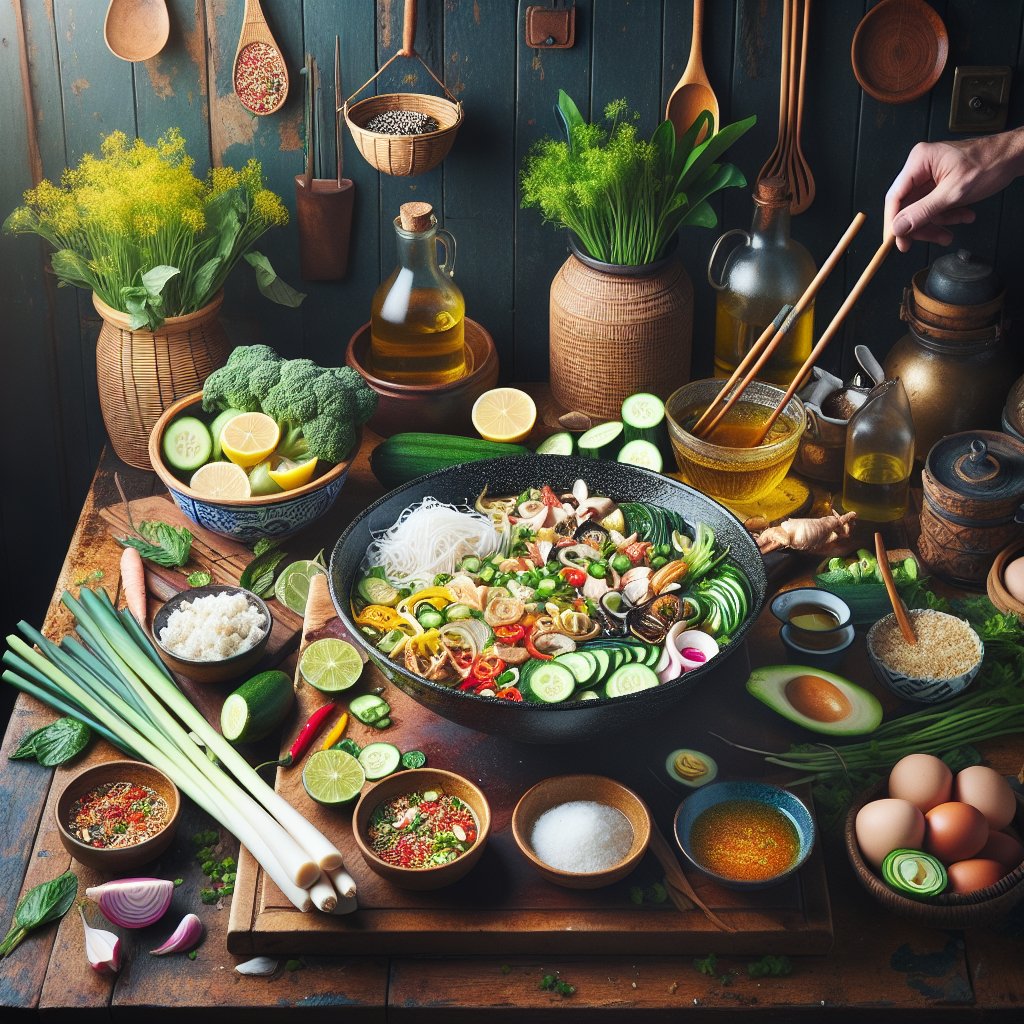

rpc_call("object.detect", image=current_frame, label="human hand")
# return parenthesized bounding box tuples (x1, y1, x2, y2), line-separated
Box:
(884, 129, 1024, 252)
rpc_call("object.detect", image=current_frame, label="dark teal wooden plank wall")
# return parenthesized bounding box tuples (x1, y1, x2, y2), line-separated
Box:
(3, 0, 1024, 669)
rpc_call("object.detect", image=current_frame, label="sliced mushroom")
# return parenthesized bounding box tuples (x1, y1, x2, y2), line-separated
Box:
(622, 576, 652, 606)
(530, 632, 577, 657)
(492, 643, 531, 665)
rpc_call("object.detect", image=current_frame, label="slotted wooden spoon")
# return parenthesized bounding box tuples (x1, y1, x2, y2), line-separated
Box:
(104, 0, 169, 63)
(233, 0, 289, 116)
(665, 0, 719, 142)
(788, 0, 816, 213)
(757, 0, 793, 186)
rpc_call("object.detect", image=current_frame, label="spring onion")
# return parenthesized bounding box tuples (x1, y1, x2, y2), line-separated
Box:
(2, 587, 357, 913)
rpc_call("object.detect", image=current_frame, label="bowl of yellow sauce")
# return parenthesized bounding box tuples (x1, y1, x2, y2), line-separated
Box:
(673, 780, 816, 889)
(666, 379, 805, 507)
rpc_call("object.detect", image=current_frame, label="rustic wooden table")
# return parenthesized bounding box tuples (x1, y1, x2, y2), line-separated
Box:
(1, 434, 1022, 1022)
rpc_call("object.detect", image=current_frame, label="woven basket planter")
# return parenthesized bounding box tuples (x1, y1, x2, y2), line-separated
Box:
(549, 239, 694, 421)
(93, 292, 231, 470)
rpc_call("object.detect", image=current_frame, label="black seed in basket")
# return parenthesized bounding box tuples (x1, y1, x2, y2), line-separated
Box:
(365, 110, 440, 135)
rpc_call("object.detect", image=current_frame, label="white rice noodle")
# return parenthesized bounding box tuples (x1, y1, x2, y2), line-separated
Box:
(366, 498, 501, 590)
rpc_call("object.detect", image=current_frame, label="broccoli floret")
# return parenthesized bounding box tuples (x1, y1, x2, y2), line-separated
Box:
(303, 415, 356, 464)
(331, 366, 378, 425)
(202, 345, 282, 413)
(262, 359, 321, 426)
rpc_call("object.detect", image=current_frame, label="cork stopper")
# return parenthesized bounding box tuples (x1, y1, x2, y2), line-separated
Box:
(400, 202, 434, 232)
(754, 176, 791, 206)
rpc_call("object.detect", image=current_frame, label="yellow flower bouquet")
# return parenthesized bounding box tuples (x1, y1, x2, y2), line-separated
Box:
(4, 128, 302, 330)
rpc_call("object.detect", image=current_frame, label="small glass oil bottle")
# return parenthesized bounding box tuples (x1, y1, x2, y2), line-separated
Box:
(842, 378, 915, 522)
(370, 201, 466, 386)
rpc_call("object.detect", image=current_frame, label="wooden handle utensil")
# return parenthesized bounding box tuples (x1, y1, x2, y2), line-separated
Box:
(875, 531, 918, 644)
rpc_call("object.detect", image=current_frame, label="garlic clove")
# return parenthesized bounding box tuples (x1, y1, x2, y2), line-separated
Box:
(235, 956, 280, 976)
(150, 912, 204, 955)
(79, 906, 121, 975)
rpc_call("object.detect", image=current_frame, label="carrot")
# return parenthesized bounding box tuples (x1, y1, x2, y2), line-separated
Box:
(120, 546, 148, 624)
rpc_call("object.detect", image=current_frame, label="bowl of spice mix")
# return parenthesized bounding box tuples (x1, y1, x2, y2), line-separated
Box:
(674, 780, 816, 890)
(352, 768, 491, 890)
(151, 584, 272, 685)
(55, 759, 181, 872)
(511, 774, 652, 889)
(866, 609, 983, 704)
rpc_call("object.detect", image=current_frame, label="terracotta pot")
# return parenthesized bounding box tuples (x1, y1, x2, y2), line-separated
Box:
(549, 238, 694, 420)
(93, 291, 231, 469)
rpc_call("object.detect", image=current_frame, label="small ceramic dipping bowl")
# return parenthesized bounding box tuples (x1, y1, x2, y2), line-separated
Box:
(346, 318, 499, 438)
(674, 780, 816, 890)
(780, 622, 856, 671)
(151, 584, 272, 685)
(55, 759, 181, 872)
(511, 774, 651, 889)
(770, 588, 852, 645)
(352, 769, 491, 891)
(665, 378, 805, 508)
(866, 609, 983, 704)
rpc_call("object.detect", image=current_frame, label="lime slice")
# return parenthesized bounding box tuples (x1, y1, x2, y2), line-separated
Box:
(274, 559, 325, 614)
(300, 638, 363, 693)
(301, 749, 365, 805)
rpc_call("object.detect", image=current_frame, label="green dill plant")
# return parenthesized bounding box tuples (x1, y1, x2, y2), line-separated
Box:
(521, 92, 755, 266)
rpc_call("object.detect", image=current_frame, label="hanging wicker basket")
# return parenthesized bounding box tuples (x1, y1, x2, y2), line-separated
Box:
(342, 0, 462, 177)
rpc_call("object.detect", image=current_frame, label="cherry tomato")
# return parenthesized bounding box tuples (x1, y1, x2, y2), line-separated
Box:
(494, 624, 525, 644)
(560, 567, 586, 587)
(495, 687, 523, 701)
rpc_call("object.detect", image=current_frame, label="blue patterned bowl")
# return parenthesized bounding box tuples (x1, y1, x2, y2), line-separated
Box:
(674, 780, 816, 890)
(149, 392, 358, 543)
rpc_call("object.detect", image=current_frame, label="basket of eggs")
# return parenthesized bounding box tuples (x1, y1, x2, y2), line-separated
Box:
(846, 753, 1024, 926)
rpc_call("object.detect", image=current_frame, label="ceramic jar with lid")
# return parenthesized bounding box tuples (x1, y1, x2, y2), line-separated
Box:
(884, 250, 1018, 458)
(918, 430, 1024, 586)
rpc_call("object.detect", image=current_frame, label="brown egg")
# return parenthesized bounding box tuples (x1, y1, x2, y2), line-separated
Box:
(1003, 555, 1024, 603)
(979, 829, 1024, 872)
(954, 765, 1017, 830)
(855, 798, 926, 870)
(784, 674, 853, 723)
(946, 858, 1006, 895)
(888, 753, 952, 813)
(924, 801, 989, 864)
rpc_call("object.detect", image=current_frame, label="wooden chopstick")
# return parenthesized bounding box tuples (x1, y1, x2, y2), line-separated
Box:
(694, 212, 867, 440)
(748, 231, 895, 447)
(875, 531, 918, 644)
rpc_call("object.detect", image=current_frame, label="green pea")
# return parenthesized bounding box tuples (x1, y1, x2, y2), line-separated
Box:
(588, 562, 607, 579)
(650, 555, 668, 570)
(611, 553, 631, 573)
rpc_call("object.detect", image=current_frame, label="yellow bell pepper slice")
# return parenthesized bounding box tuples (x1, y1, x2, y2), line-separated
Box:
(354, 604, 410, 632)
(396, 586, 455, 614)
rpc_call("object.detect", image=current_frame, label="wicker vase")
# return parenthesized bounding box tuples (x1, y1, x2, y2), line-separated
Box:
(549, 239, 694, 420)
(93, 292, 231, 470)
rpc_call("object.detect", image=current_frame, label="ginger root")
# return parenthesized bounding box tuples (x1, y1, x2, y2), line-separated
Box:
(755, 510, 857, 554)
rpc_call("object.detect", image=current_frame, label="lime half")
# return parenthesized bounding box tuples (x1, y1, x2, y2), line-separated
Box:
(274, 559, 325, 614)
(302, 749, 365, 806)
(299, 638, 364, 693)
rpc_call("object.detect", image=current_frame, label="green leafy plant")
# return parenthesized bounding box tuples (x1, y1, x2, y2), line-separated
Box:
(521, 92, 755, 265)
(0, 871, 78, 958)
(4, 128, 303, 330)
(10, 718, 91, 767)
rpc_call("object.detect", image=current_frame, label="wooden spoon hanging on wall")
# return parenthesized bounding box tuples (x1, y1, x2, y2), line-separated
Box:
(788, 0, 816, 213)
(665, 0, 719, 142)
(104, 0, 170, 63)
(233, 0, 289, 116)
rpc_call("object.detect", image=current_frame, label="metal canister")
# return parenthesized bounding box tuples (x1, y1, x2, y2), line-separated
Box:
(796, 368, 869, 483)
(918, 430, 1024, 586)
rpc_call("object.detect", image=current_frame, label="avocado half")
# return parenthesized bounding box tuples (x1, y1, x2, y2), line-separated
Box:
(746, 665, 883, 736)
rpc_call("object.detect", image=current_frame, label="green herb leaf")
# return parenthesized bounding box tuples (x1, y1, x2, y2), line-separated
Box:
(240, 542, 288, 597)
(33, 718, 91, 767)
(118, 519, 193, 569)
(747, 955, 792, 978)
(243, 251, 306, 308)
(0, 870, 78, 958)
(74, 569, 105, 590)
(694, 953, 717, 977)
(187, 571, 212, 588)
(10, 726, 48, 760)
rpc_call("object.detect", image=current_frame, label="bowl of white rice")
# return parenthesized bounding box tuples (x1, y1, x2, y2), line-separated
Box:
(152, 584, 272, 684)
(866, 609, 984, 704)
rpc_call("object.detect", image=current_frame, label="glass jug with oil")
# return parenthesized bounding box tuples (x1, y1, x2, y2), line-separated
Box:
(370, 201, 466, 386)
(842, 377, 915, 523)
(708, 177, 817, 384)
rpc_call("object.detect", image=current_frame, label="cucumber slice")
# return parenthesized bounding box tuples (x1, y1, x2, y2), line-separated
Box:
(881, 849, 947, 898)
(604, 663, 660, 699)
(163, 415, 213, 472)
(578, 421, 624, 460)
(575, 689, 601, 701)
(358, 741, 402, 780)
(617, 439, 664, 472)
(621, 393, 666, 443)
(400, 749, 427, 769)
(643, 643, 661, 667)
(522, 661, 576, 703)
(209, 408, 245, 460)
(220, 669, 294, 744)
(587, 647, 612, 681)
(332, 737, 362, 758)
(349, 693, 391, 725)
(535, 431, 575, 456)
(553, 651, 598, 686)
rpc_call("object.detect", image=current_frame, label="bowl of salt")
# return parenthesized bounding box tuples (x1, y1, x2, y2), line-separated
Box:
(511, 774, 651, 889)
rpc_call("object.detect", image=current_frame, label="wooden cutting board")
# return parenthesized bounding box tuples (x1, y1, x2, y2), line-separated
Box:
(228, 577, 834, 957)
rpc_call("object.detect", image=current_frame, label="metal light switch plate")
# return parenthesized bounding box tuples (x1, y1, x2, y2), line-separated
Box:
(949, 66, 1012, 132)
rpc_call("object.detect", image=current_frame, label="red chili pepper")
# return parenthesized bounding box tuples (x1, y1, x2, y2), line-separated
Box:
(495, 687, 523, 701)
(494, 624, 525, 644)
(560, 567, 586, 587)
(457, 676, 478, 691)
(470, 653, 506, 681)
(279, 702, 336, 768)
(452, 649, 475, 669)
(623, 540, 651, 564)
(524, 627, 552, 661)
(540, 485, 561, 507)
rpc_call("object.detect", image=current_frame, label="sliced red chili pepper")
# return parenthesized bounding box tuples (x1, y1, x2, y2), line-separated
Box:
(451, 649, 475, 669)
(495, 687, 523, 701)
(458, 676, 479, 691)
(560, 567, 586, 587)
(524, 627, 553, 661)
(470, 653, 506, 681)
(540, 485, 561, 507)
(494, 624, 525, 644)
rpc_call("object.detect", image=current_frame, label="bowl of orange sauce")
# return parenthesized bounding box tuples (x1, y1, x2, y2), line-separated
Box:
(673, 780, 816, 890)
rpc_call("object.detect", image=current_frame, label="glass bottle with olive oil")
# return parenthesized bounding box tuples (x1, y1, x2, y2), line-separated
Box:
(709, 177, 816, 384)
(370, 202, 466, 386)
(842, 378, 915, 522)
